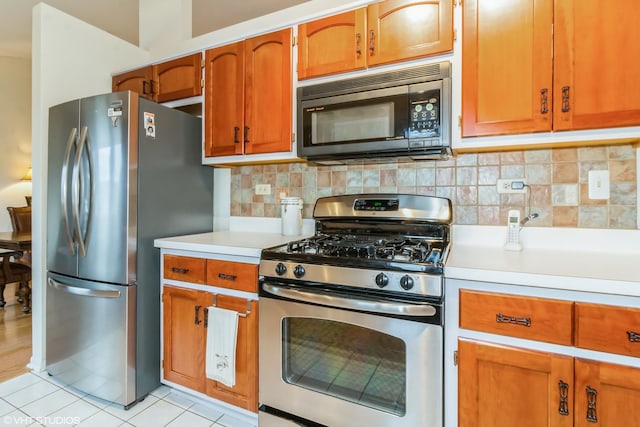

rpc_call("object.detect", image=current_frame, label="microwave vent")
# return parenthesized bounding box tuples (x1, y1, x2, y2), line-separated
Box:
(300, 62, 451, 100)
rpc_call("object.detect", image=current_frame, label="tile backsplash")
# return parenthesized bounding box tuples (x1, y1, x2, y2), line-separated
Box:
(230, 144, 638, 229)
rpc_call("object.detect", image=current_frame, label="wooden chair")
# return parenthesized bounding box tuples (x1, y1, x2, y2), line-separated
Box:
(7, 206, 31, 234)
(4, 206, 32, 313)
(0, 251, 31, 311)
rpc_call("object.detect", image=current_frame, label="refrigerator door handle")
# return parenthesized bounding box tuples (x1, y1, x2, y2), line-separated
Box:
(47, 277, 121, 298)
(72, 126, 90, 257)
(61, 127, 78, 255)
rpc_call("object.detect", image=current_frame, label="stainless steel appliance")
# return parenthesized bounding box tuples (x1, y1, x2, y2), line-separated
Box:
(297, 62, 451, 164)
(46, 91, 213, 408)
(258, 194, 451, 427)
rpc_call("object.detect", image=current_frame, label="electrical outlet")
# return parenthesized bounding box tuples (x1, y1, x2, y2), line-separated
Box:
(255, 184, 271, 195)
(496, 179, 527, 194)
(588, 170, 609, 199)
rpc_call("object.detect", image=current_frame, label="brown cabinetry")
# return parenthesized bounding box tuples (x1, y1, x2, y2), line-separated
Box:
(205, 294, 258, 412)
(162, 285, 211, 392)
(458, 339, 573, 427)
(112, 53, 202, 103)
(458, 289, 640, 426)
(459, 290, 574, 345)
(575, 302, 640, 358)
(298, 0, 453, 80)
(204, 28, 292, 157)
(161, 254, 259, 412)
(462, 0, 640, 137)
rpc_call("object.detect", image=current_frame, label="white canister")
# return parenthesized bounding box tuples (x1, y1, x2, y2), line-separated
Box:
(280, 197, 303, 236)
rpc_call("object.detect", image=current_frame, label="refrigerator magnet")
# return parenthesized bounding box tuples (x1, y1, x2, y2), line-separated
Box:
(144, 112, 156, 138)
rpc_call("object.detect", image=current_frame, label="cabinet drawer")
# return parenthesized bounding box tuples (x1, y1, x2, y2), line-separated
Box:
(163, 255, 206, 284)
(206, 260, 258, 293)
(575, 302, 640, 357)
(459, 290, 574, 345)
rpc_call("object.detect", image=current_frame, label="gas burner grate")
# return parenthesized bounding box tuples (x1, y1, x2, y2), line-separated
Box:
(286, 234, 437, 264)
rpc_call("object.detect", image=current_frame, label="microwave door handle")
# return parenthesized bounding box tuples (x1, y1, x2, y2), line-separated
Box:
(262, 283, 437, 317)
(61, 127, 78, 255)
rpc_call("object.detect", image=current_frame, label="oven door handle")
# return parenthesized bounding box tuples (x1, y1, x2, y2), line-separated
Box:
(262, 283, 437, 317)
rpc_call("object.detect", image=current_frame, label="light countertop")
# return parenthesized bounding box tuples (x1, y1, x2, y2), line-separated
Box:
(154, 230, 309, 258)
(155, 219, 640, 296)
(446, 225, 640, 297)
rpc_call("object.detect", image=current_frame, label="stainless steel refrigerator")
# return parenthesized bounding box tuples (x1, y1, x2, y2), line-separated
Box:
(46, 91, 213, 408)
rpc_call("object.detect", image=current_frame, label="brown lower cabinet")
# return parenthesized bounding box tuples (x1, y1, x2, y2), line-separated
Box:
(458, 340, 640, 426)
(162, 285, 258, 412)
(458, 339, 574, 427)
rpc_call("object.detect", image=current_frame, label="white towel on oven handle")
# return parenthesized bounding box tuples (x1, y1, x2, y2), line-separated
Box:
(205, 306, 238, 387)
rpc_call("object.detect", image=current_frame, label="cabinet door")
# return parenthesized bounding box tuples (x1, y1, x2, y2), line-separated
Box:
(554, 0, 640, 131)
(575, 359, 640, 426)
(204, 42, 245, 157)
(297, 9, 366, 79)
(162, 286, 212, 392)
(155, 53, 203, 103)
(461, 0, 553, 137)
(206, 295, 258, 412)
(244, 28, 292, 155)
(458, 339, 573, 427)
(112, 66, 155, 100)
(367, 0, 453, 67)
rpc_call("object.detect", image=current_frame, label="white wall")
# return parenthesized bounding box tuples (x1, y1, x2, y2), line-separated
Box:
(30, 3, 149, 371)
(0, 56, 32, 231)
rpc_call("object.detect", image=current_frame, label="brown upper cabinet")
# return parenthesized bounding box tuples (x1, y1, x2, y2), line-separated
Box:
(298, 0, 454, 80)
(204, 28, 293, 157)
(462, 0, 640, 138)
(112, 53, 203, 103)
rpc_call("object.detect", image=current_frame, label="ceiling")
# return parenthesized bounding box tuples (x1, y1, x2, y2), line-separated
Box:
(0, 0, 309, 59)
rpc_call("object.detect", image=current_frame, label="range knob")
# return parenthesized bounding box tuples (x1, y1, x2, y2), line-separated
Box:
(293, 265, 306, 278)
(375, 273, 389, 288)
(400, 275, 414, 290)
(275, 262, 287, 276)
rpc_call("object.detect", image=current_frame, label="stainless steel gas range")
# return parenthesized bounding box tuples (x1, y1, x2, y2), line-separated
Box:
(258, 194, 452, 427)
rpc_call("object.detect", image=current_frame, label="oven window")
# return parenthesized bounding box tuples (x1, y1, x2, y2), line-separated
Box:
(311, 102, 394, 144)
(282, 317, 406, 416)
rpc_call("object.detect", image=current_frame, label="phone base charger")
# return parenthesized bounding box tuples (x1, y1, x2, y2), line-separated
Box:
(504, 242, 522, 251)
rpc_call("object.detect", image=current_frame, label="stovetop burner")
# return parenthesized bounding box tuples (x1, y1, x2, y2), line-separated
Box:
(287, 234, 440, 264)
(260, 194, 452, 297)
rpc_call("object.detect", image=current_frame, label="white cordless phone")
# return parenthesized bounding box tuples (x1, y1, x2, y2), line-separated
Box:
(504, 209, 522, 251)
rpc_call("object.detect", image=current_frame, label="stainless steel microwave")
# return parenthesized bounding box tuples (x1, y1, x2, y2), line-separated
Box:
(297, 62, 451, 164)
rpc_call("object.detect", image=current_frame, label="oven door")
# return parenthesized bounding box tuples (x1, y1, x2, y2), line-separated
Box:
(258, 282, 443, 427)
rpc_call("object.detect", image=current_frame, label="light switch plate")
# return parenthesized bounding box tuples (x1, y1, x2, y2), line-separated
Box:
(588, 170, 609, 199)
(255, 184, 271, 195)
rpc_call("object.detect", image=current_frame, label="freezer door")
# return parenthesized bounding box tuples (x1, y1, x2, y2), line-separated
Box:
(46, 272, 136, 406)
(47, 99, 81, 277)
(77, 93, 136, 285)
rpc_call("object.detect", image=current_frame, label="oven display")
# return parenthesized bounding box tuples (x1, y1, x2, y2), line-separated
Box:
(354, 198, 399, 211)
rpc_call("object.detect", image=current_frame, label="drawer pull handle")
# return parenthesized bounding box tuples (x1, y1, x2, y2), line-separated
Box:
(496, 313, 531, 327)
(218, 273, 237, 281)
(627, 330, 640, 342)
(586, 385, 598, 423)
(171, 267, 188, 274)
(558, 380, 569, 416)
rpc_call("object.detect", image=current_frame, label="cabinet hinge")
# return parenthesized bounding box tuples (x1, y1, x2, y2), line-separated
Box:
(161, 360, 164, 368)
(201, 59, 205, 69)
(454, 28, 457, 42)
(201, 79, 205, 88)
(455, 0, 463, 7)
(458, 115, 462, 128)
(291, 132, 296, 143)
(453, 350, 458, 366)
(292, 35, 297, 47)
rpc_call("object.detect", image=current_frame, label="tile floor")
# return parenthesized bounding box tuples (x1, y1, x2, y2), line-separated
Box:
(0, 372, 257, 427)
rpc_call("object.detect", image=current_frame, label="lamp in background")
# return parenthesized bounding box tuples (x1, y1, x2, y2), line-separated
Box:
(21, 167, 32, 181)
